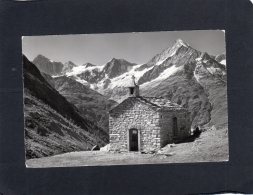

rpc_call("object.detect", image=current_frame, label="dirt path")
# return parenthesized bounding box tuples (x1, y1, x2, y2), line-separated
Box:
(26, 127, 228, 167)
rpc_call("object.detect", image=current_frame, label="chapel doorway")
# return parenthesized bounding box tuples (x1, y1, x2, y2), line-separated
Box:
(129, 128, 139, 151)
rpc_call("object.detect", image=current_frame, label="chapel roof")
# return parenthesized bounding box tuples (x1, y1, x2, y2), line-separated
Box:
(137, 96, 185, 110)
(139, 97, 183, 108)
(110, 96, 187, 112)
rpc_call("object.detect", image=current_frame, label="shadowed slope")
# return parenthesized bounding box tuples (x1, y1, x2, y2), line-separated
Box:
(23, 55, 108, 159)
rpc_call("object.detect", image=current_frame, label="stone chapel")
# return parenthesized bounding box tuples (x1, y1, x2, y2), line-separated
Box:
(109, 76, 191, 152)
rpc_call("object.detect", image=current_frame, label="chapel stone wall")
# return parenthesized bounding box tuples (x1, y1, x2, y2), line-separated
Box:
(109, 99, 161, 152)
(159, 110, 191, 147)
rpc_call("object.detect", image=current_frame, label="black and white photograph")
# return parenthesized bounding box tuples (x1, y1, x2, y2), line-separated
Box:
(22, 30, 228, 167)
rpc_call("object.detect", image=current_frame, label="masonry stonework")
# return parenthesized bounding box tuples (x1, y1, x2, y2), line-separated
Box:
(159, 110, 191, 147)
(109, 97, 191, 152)
(109, 98, 161, 152)
(109, 76, 191, 152)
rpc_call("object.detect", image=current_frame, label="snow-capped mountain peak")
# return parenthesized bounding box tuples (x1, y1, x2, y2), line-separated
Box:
(102, 58, 137, 78)
(110, 57, 117, 62)
(151, 39, 191, 66)
(175, 38, 189, 47)
(168, 38, 190, 54)
(62, 61, 78, 74)
(215, 53, 226, 66)
(83, 62, 96, 68)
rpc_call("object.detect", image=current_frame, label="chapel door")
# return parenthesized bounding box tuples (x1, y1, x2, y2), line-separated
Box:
(129, 129, 138, 151)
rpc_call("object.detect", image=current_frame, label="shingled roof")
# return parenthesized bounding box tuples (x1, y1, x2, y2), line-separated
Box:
(110, 96, 186, 112)
(137, 96, 185, 110)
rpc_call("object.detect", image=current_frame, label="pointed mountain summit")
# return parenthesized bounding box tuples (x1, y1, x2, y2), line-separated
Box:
(137, 39, 200, 84)
(174, 38, 190, 47)
(102, 58, 137, 78)
(62, 61, 78, 74)
(33, 54, 64, 76)
(83, 62, 96, 68)
(140, 39, 193, 69)
(65, 61, 77, 67)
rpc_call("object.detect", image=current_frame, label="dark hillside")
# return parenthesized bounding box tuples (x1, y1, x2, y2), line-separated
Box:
(23, 55, 108, 158)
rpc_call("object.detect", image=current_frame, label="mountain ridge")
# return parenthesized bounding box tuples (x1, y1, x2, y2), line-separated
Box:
(33, 54, 64, 75)
(31, 38, 227, 130)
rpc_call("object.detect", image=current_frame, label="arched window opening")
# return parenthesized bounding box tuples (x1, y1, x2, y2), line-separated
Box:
(173, 117, 178, 136)
(129, 87, 134, 95)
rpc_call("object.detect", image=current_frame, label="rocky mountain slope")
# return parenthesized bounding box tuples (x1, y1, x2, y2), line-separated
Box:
(62, 61, 78, 74)
(139, 41, 227, 129)
(23, 55, 108, 159)
(215, 53, 226, 66)
(102, 58, 137, 78)
(43, 74, 117, 131)
(33, 54, 65, 75)
(194, 54, 227, 128)
(64, 58, 137, 86)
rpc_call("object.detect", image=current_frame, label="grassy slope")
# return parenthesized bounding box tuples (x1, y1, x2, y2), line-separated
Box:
(26, 126, 228, 167)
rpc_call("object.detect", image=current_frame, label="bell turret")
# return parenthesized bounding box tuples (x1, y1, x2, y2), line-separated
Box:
(128, 75, 139, 97)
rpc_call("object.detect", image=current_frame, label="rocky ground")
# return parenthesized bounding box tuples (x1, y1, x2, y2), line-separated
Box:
(26, 126, 228, 167)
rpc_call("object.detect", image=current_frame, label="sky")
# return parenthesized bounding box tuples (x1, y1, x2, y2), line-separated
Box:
(22, 30, 226, 66)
